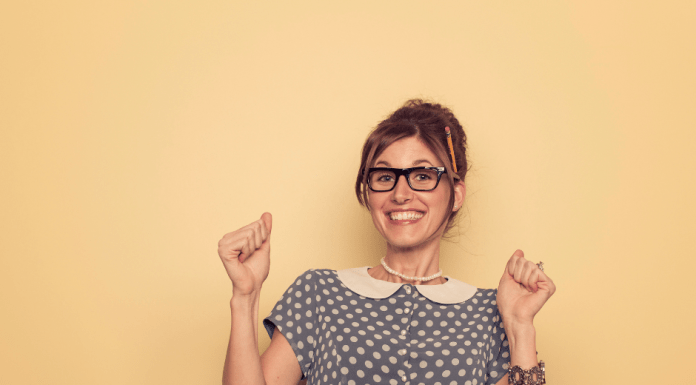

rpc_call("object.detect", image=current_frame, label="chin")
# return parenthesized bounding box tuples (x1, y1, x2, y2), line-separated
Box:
(385, 233, 439, 251)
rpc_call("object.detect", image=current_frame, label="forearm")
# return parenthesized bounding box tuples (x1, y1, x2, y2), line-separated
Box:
(495, 322, 538, 385)
(505, 322, 537, 368)
(223, 292, 266, 385)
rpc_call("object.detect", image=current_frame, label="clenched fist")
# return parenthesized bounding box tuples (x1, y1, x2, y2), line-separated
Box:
(218, 212, 272, 296)
(496, 250, 556, 328)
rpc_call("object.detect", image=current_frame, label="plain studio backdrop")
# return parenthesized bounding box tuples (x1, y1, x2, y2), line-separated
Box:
(1, 1, 694, 384)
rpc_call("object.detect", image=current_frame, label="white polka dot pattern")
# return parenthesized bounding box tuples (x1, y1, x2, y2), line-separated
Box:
(263, 269, 509, 385)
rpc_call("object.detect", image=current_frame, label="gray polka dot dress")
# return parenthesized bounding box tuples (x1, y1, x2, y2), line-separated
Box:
(263, 267, 510, 385)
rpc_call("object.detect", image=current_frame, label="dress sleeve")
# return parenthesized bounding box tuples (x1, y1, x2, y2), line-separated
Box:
(263, 269, 318, 379)
(485, 291, 511, 385)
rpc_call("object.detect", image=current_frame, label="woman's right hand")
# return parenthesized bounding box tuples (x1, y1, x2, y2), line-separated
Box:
(217, 212, 272, 296)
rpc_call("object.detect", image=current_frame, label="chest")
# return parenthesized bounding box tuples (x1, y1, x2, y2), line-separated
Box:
(306, 289, 501, 385)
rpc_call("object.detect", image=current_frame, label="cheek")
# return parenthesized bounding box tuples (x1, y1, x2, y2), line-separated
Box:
(369, 208, 388, 237)
(431, 191, 453, 216)
(367, 192, 384, 209)
(367, 196, 381, 218)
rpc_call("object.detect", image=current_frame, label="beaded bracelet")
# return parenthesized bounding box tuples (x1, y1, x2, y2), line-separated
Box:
(508, 361, 545, 385)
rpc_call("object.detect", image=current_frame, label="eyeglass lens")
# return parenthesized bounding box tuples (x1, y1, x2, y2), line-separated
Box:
(368, 169, 440, 191)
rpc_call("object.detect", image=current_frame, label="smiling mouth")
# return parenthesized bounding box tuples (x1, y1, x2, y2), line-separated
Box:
(389, 211, 424, 221)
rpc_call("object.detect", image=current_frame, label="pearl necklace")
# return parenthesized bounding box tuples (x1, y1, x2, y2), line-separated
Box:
(380, 257, 443, 282)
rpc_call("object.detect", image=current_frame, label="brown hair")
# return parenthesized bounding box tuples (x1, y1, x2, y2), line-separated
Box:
(355, 99, 469, 235)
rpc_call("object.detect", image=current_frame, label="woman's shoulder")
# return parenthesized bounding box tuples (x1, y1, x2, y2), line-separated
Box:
(455, 288, 502, 323)
(470, 287, 499, 306)
(291, 268, 339, 281)
(284, 268, 342, 291)
(473, 286, 498, 298)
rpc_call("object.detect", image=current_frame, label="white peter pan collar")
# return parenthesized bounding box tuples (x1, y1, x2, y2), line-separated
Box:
(336, 267, 478, 305)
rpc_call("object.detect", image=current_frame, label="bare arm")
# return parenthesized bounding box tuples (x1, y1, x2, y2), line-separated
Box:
(218, 213, 303, 385)
(224, 292, 265, 385)
(223, 292, 304, 385)
(260, 326, 304, 384)
(495, 250, 556, 384)
(493, 324, 538, 385)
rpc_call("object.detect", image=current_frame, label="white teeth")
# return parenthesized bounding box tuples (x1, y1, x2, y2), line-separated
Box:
(389, 211, 424, 221)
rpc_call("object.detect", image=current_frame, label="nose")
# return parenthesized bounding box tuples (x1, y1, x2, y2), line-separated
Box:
(391, 175, 413, 204)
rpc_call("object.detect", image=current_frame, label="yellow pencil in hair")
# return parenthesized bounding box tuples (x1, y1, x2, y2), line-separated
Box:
(445, 126, 458, 173)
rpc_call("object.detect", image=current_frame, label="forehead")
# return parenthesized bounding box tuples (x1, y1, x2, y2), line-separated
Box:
(373, 137, 442, 167)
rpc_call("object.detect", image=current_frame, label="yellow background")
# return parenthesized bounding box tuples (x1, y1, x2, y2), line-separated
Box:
(2, 1, 694, 384)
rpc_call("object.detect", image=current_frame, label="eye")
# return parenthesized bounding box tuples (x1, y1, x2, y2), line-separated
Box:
(413, 171, 433, 181)
(377, 173, 394, 182)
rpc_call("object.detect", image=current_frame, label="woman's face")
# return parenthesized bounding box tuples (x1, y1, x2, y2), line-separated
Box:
(367, 136, 463, 251)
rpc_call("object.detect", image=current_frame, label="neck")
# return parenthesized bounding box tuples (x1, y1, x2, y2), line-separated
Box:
(369, 240, 446, 285)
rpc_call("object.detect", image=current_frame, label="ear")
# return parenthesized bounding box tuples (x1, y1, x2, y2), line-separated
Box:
(453, 181, 466, 211)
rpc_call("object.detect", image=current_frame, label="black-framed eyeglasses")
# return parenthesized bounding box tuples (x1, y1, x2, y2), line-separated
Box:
(366, 167, 447, 192)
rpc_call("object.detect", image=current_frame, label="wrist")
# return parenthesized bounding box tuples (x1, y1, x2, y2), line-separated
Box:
(504, 322, 537, 368)
(504, 321, 535, 344)
(230, 290, 260, 308)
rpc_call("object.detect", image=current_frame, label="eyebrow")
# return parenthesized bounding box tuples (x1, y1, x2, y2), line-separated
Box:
(374, 159, 435, 167)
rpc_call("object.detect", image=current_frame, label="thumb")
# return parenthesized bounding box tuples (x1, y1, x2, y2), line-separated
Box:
(261, 212, 273, 233)
(258, 213, 272, 253)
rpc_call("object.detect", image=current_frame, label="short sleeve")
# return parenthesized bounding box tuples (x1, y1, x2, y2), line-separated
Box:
(263, 269, 318, 378)
(485, 292, 511, 385)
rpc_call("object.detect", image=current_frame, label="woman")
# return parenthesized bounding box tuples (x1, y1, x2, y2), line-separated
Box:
(218, 100, 556, 385)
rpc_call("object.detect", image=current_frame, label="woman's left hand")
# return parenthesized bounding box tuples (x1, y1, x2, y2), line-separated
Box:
(496, 250, 556, 327)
